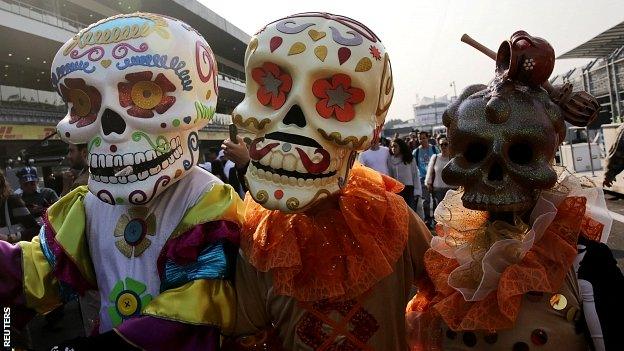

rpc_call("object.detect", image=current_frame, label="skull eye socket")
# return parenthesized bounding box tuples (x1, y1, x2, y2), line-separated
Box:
(251, 62, 292, 110)
(59, 78, 101, 128)
(131, 81, 163, 110)
(118, 71, 177, 118)
(508, 142, 534, 165)
(69, 89, 91, 117)
(312, 73, 365, 122)
(463, 141, 489, 163)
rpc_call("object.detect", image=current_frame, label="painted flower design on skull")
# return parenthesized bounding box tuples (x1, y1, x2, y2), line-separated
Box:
(251, 62, 292, 110)
(369, 45, 382, 61)
(118, 71, 176, 118)
(313, 74, 365, 122)
(59, 78, 102, 127)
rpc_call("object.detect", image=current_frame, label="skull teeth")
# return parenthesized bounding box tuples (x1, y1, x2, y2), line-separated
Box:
(254, 139, 341, 176)
(249, 162, 340, 187)
(462, 191, 528, 208)
(89, 136, 182, 184)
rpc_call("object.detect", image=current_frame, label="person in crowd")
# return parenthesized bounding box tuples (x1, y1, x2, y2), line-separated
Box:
(0, 169, 39, 351)
(407, 130, 420, 151)
(60, 143, 89, 196)
(0, 170, 39, 242)
(388, 138, 422, 211)
(412, 131, 438, 227)
(425, 136, 454, 212)
(0, 13, 243, 350)
(221, 135, 250, 199)
(359, 137, 390, 175)
(380, 136, 391, 148)
(218, 149, 236, 181)
(198, 148, 219, 172)
(210, 159, 228, 182)
(223, 14, 431, 350)
(604, 123, 624, 187)
(407, 30, 623, 350)
(16, 166, 58, 222)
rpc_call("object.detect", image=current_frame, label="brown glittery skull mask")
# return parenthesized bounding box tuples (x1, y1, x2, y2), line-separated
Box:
(441, 82, 565, 212)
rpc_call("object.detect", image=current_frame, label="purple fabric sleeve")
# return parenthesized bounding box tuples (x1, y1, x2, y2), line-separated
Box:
(116, 315, 220, 351)
(157, 220, 240, 277)
(0, 241, 36, 328)
(0, 241, 26, 306)
(43, 215, 96, 294)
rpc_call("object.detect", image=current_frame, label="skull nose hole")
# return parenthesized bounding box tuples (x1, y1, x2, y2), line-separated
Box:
(508, 142, 533, 165)
(464, 142, 488, 163)
(101, 109, 126, 136)
(488, 162, 504, 182)
(283, 105, 306, 128)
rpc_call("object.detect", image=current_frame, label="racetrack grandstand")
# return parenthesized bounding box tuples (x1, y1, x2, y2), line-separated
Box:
(0, 0, 248, 167)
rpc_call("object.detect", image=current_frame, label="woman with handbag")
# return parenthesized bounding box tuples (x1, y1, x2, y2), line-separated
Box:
(0, 170, 39, 243)
(425, 137, 454, 211)
(387, 138, 422, 211)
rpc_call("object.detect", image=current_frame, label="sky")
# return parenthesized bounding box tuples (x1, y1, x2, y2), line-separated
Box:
(200, 0, 624, 121)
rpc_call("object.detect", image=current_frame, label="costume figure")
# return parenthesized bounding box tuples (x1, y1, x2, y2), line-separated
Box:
(0, 13, 243, 350)
(225, 12, 431, 350)
(407, 31, 623, 350)
(604, 123, 624, 187)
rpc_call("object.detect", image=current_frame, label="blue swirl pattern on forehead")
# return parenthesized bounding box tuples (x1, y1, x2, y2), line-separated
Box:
(116, 54, 193, 91)
(51, 61, 96, 90)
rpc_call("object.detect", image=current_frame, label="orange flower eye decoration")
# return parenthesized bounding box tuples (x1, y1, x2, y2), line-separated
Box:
(312, 74, 365, 122)
(118, 71, 176, 118)
(59, 78, 102, 127)
(251, 62, 292, 110)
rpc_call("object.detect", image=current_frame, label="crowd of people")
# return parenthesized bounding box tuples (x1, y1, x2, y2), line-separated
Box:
(0, 143, 90, 245)
(359, 130, 454, 228)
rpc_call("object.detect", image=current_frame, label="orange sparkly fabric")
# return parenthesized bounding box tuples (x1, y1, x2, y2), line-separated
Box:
(407, 196, 602, 344)
(241, 164, 409, 301)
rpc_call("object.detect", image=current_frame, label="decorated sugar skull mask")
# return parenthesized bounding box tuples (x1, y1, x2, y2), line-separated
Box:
(234, 12, 393, 212)
(53, 13, 218, 205)
(442, 82, 565, 212)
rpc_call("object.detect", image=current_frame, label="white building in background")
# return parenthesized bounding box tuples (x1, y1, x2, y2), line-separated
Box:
(411, 94, 451, 133)
(382, 95, 453, 138)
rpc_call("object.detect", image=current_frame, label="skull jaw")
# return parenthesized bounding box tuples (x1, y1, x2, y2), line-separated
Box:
(87, 131, 199, 206)
(246, 156, 350, 213)
(88, 170, 178, 206)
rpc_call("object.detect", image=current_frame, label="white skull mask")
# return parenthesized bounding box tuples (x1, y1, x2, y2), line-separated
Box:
(234, 13, 393, 212)
(53, 13, 218, 205)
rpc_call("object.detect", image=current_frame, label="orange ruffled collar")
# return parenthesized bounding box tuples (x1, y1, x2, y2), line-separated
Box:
(241, 164, 410, 301)
(408, 195, 604, 339)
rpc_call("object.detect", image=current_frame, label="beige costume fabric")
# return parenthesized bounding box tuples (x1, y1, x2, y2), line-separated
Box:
(233, 210, 431, 350)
